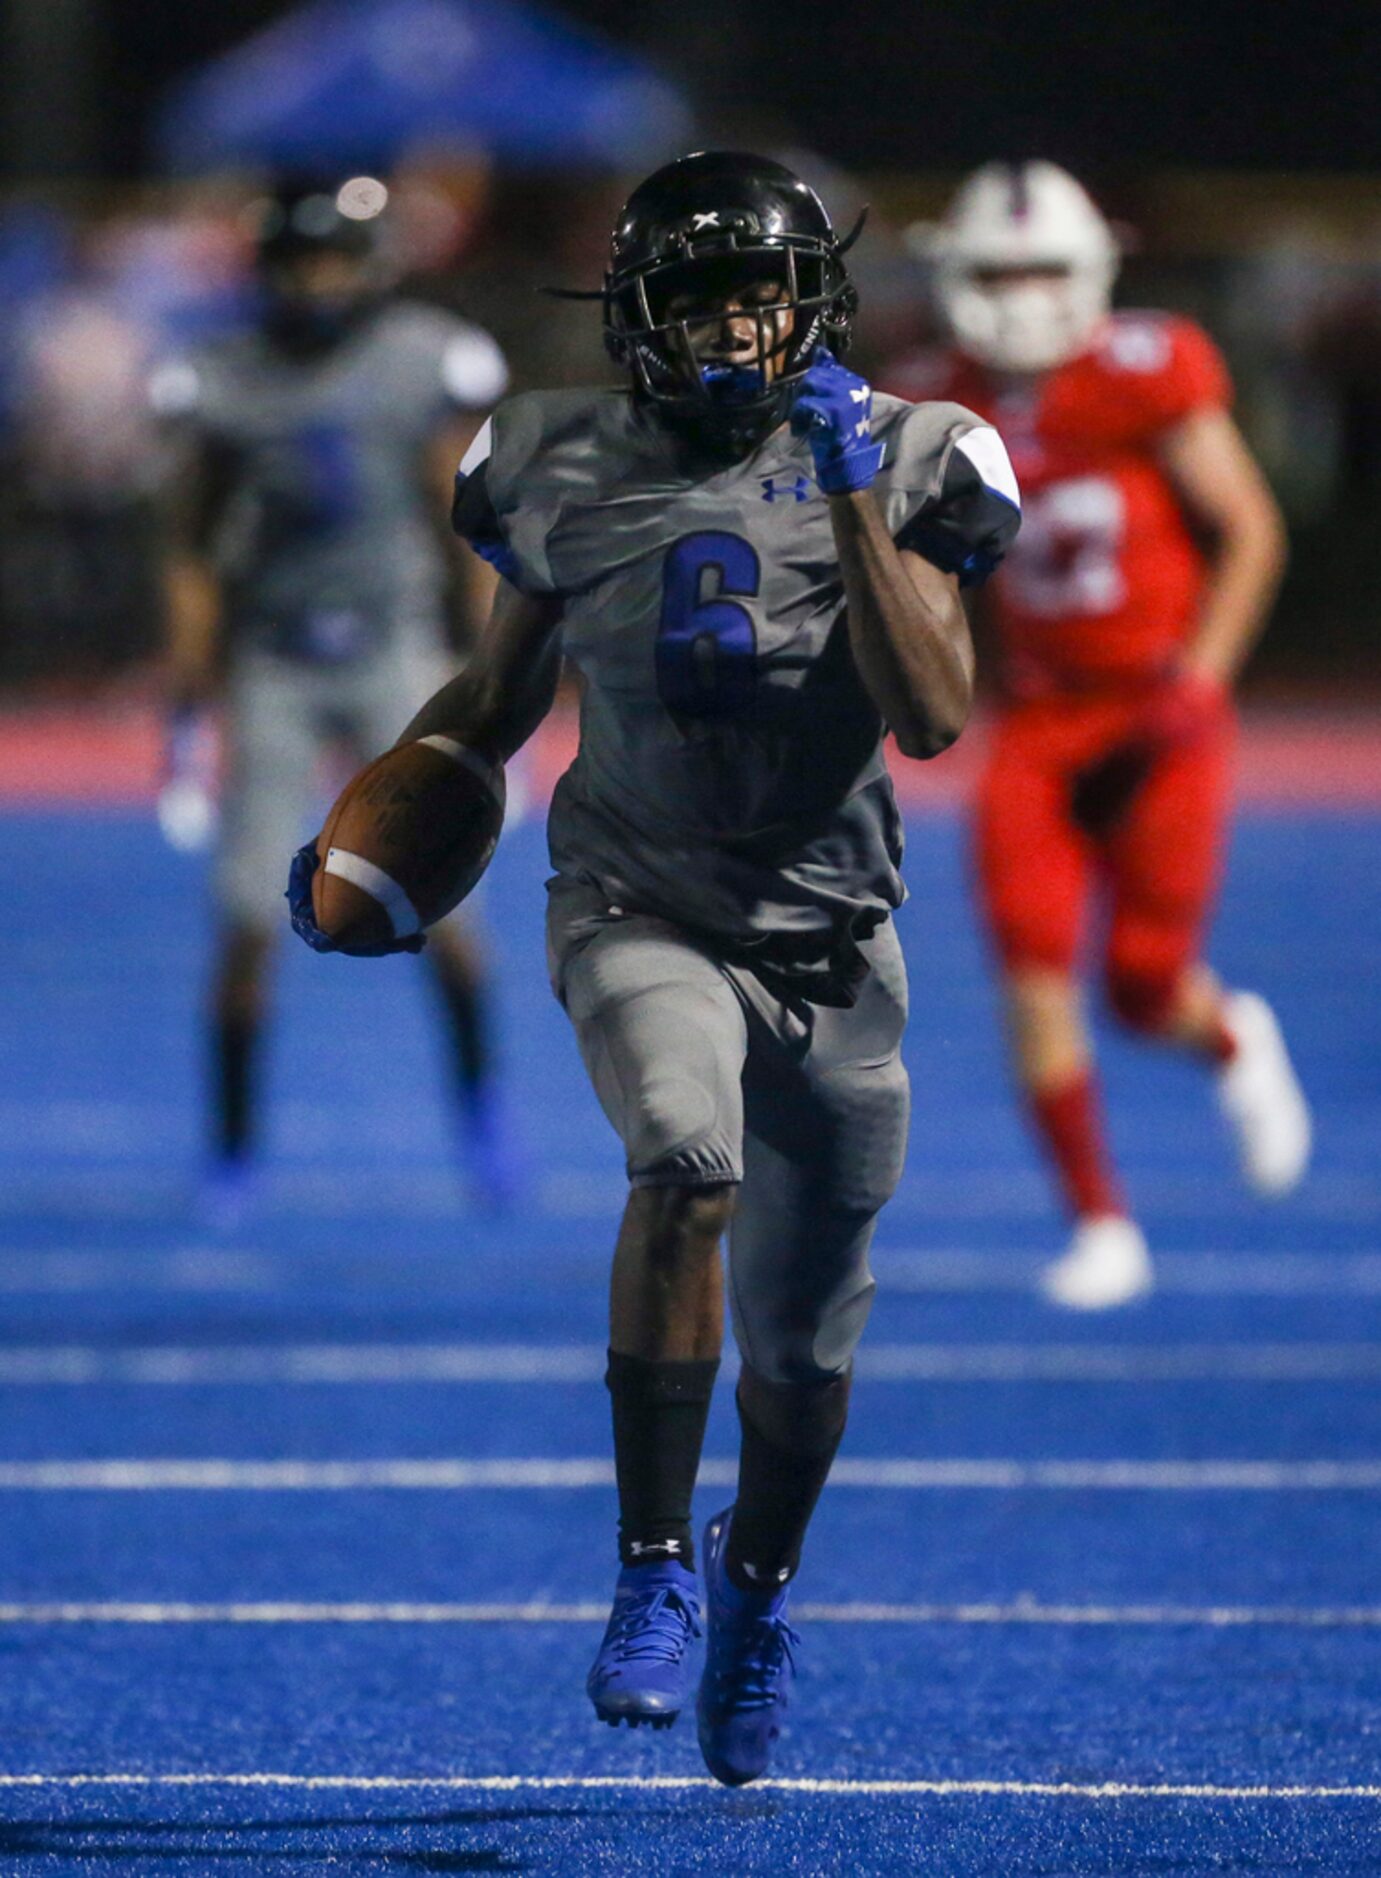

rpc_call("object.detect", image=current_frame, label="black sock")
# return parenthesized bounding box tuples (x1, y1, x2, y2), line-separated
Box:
(725, 1364, 852, 1593)
(606, 1351, 719, 1571)
(214, 1010, 259, 1161)
(431, 958, 490, 1103)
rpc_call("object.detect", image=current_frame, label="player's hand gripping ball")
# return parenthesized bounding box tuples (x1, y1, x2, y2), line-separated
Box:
(287, 736, 505, 957)
(790, 347, 885, 495)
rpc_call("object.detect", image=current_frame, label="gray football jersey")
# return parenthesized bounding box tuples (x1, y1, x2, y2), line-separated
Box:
(454, 387, 1019, 950)
(155, 303, 507, 664)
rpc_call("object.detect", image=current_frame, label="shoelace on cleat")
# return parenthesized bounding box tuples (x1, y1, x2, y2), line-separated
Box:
(608, 1585, 702, 1664)
(708, 1608, 801, 1710)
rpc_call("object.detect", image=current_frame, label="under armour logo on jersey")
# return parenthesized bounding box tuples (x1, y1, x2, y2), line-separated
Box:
(761, 474, 814, 503)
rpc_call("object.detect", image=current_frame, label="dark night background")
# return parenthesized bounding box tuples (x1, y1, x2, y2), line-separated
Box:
(2, 0, 1379, 690)
(5, 0, 1381, 179)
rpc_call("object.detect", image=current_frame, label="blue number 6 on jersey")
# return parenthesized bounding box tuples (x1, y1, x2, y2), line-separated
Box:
(656, 531, 761, 716)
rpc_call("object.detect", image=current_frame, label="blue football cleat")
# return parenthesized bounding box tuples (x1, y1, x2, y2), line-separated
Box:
(587, 1559, 702, 1729)
(696, 1506, 800, 1786)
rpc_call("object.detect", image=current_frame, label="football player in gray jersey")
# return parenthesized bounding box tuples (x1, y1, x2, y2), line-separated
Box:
(294, 151, 1020, 1782)
(156, 178, 514, 1219)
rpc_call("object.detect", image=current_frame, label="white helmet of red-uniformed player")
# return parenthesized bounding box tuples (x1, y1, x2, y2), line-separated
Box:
(932, 161, 1119, 374)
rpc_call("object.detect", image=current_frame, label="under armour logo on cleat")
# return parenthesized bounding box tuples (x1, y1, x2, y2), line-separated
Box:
(691, 212, 721, 231)
(849, 387, 870, 403)
(629, 1539, 683, 1558)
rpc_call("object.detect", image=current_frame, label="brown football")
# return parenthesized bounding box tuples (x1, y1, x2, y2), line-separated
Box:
(311, 736, 506, 953)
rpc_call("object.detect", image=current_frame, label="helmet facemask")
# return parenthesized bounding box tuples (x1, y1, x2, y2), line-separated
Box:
(260, 249, 386, 354)
(942, 260, 1115, 375)
(607, 230, 856, 451)
(567, 151, 862, 455)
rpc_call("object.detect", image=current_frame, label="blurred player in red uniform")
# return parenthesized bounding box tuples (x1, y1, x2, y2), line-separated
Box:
(884, 162, 1311, 1308)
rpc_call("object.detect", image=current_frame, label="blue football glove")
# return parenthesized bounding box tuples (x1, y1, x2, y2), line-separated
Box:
(287, 843, 337, 953)
(790, 348, 884, 494)
(286, 841, 425, 958)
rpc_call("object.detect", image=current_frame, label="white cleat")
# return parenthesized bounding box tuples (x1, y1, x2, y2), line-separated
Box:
(1040, 1216, 1154, 1311)
(1217, 991, 1312, 1197)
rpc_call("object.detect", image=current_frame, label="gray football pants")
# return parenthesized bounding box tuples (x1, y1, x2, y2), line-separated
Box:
(547, 882, 911, 1384)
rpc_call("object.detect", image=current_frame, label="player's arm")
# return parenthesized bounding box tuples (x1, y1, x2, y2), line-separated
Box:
(413, 402, 567, 755)
(828, 498, 974, 760)
(793, 354, 1016, 758)
(148, 359, 233, 713)
(159, 439, 228, 713)
(1157, 407, 1287, 687)
(397, 575, 563, 760)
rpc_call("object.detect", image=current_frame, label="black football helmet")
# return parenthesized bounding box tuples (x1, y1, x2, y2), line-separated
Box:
(255, 177, 385, 267)
(601, 151, 862, 446)
(253, 177, 390, 353)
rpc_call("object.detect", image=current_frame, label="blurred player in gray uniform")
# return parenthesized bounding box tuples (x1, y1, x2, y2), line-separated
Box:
(157, 177, 513, 1217)
(291, 151, 1020, 1782)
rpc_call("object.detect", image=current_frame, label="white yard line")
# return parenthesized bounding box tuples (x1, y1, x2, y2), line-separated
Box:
(1, 1457, 1380, 1491)
(3, 1340, 1381, 1384)
(0, 1771, 1377, 1800)
(0, 1251, 278, 1294)
(875, 1250, 1381, 1296)
(0, 1344, 607, 1383)
(4, 1246, 1381, 1296)
(1, 1599, 1379, 1628)
(0, 1171, 1375, 1223)
(862, 1343, 1381, 1381)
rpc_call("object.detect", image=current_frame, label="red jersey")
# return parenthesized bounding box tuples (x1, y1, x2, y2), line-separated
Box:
(883, 313, 1231, 692)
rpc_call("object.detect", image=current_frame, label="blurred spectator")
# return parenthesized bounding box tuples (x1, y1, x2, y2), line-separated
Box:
(0, 245, 162, 684)
(0, 202, 72, 428)
(0, 194, 259, 687)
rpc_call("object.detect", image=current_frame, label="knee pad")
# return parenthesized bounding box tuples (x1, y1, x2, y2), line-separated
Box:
(822, 1055, 910, 1218)
(574, 977, 745, 1186)
(628, 1066, 722, 1170)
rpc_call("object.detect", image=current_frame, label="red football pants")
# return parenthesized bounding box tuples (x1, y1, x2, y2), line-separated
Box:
(973, 694, 1235, 1030)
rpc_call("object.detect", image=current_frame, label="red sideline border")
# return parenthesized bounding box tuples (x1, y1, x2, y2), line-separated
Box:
(2, 699, 1379, 810)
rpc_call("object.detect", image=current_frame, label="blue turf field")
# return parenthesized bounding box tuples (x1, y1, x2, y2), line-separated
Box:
(1, 804, 1379, 1875)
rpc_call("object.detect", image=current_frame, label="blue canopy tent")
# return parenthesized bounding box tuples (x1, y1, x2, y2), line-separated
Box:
(156, 0, 695, 174)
